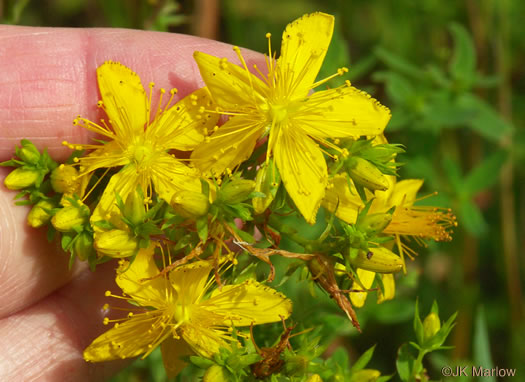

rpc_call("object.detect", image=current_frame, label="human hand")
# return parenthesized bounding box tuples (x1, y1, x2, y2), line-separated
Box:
(0, 25, 261, 381)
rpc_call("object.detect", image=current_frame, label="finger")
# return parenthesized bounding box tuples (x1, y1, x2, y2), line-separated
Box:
(0, 26, 264, 317)
(0, 262, 130, 382)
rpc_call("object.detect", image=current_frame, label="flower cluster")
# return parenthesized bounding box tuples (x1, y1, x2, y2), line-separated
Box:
(2, 12, 456, 380)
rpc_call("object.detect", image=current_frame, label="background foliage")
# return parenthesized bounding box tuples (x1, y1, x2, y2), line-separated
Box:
(2, 0, 523, 380)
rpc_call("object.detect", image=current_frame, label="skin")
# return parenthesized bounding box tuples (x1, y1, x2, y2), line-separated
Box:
(0, 25, 263, 381)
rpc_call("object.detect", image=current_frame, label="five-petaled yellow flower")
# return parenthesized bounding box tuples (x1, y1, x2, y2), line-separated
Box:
(190, 12, 391, 224)
(84, 247, 292, 377)
(64, 61, 218, 222)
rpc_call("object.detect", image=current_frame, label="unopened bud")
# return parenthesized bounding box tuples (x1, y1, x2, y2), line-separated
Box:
(219, 179, 256, 204)
(95, 229, 138, 258)
(50, 164, 80, 194)
(51, 203, 89, 232)
(171, 191, 210, 219)
(348, 247, 403, 273)
(203, 365, 230, 382)
(423, 312, 441, 341)
(124, 188, 146, 225)
(4, 167, 40, 190)
(74, 231, 95, 261)
(253, 161, 280, 214)
(27, 199, 55, 228)
(284, 354, 309, 376)
(349, 369, 380, 382)
(357, 212, 392, 235)
(345, 157, 389, 191)
(19, 140, 41, 163)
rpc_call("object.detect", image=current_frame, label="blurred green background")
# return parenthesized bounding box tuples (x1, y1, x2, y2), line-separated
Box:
(3, 0, 523, 381)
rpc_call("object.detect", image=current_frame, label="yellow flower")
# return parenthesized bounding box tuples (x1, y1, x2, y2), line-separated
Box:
(350, 268, 396, 308)
(64, 61, 218, 222)
(84, 247, 292, 377)
(191, 12, 391, 224)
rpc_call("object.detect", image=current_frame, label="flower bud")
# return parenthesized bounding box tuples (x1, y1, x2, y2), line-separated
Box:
(74, 231, 95, 261)
(18, 140, 40, 163)
(203, 365, 230, 382)
(27, 199, 55, 228)
(94, 229, 138, 258)
(356, 212, 392, 235)
(171, 191, 209, 219)
(306, 374, 323, 382)
(345, 157, 389, 192)
(50, 164, 80, 194)
(124, 188, 146, 225)
(219, 179, 256, 204)
(349, 369, 380, 382)
(4, 167, 40, 190)
(348, 247, 403, 273)
(51, 203, 89, 232)
(423, 312, 441, 341)
(253, 161, 280, 214)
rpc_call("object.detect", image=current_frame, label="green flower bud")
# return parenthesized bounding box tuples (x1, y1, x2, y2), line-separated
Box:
(423, 312, 441, 341)
(51, 203, 89, 232)
(220, 179, 256, 204)
(253, 160, 280, 214)
(74, 231, 95, 261)
(50, 164, 80, 194)
(124, 188, 146, 225)
(4, 167, 40, 190)
(345, 157, 389, 191)
(349, 369, 380, 382)
(348, 246, 403, 273)
(171, 191, 210, 219)
(306, 374, 323, 382)
(356, 212, 392, 235)
(203, 365, 230, 382)
(27, 199, 55, 228)
(19, 140, 41, 163)
(95, 229, 138, 258)
(284, 354, 309, 376)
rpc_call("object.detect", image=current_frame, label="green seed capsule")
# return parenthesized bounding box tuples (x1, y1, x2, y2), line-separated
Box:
(345, 157, 389, 191)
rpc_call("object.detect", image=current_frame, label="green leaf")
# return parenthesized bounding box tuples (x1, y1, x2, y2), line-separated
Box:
(463, 151, 507, 195)
(473, 306, 495, 382)
(196, 217, 208, 241)
(442, 157, 463, 194)
(396, 343, 417, 382)
(374, 72, 414, 105)
(457, 93, 513, 142)
(449, 23, 476, 86)
(413, 299, 424, 346)
(458, 199, 487, 235)
(350, 345, 376, 373)
(374, 47, 425, 80)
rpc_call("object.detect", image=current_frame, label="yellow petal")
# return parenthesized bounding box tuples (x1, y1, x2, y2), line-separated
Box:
(191, 116, 265, 176)
(152, 87, 219, 151)
(179, 319, 231, 358)
(91, 165, 140, 224)
(350, 269, 375, 308)
(83, 310, 168, 362)
(193, 51, 267, 110)
(161, 337, 194, 378)
(97, 61, 148, 136)
(322, 174, 363, 224)
(390, 179, 424, 207)
(377, 273, 395, 304)
(279, 12, 334, 99)
(116, 246, 169, 307)
(169, 260, 214, 306)
(273, 128, 327, 224)
(149, 152, 201, 203)
(202, 279, 292, 326)
(79, 141, 129, 174)
(298, 86, 391, 138)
